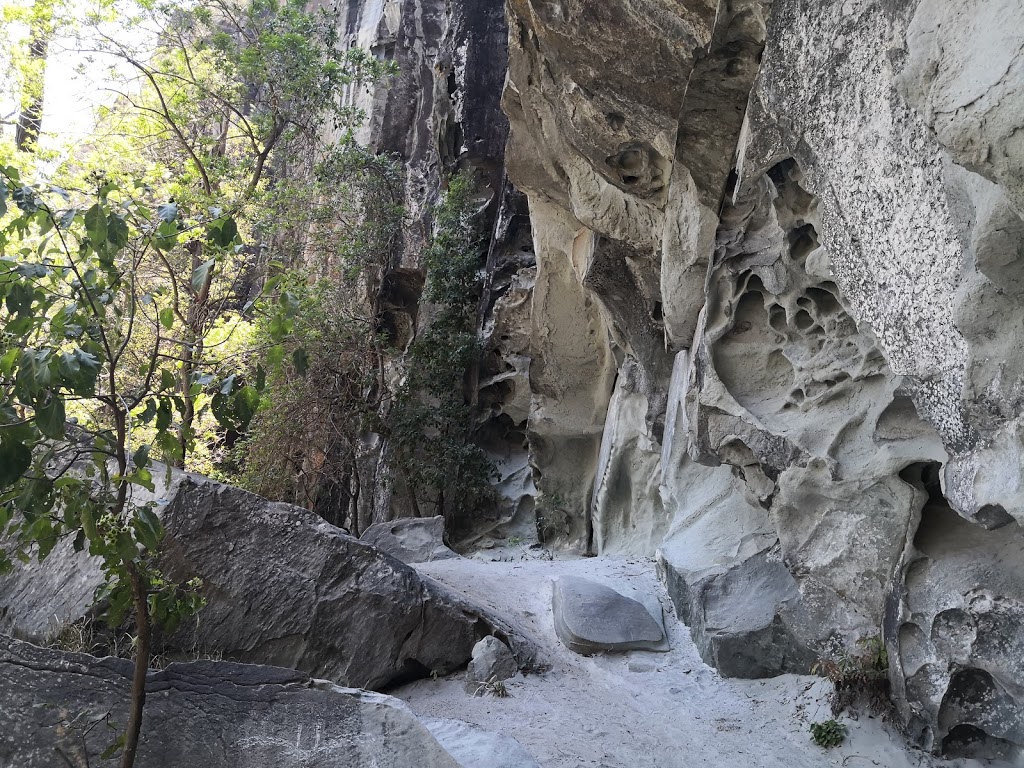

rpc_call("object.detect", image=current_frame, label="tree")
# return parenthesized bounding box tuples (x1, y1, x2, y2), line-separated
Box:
(386, 172, 498, 526)
(1, 0, 402, 762)
(1, 0, 59, 152)
(74, 0, 396, 465)
(0, 167, 205, 766)
(239, 148, 405, 530)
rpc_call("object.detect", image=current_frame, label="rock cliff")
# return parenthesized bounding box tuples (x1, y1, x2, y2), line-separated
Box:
(336, 0, 1024, 758)
(2, 0, 1020, 763)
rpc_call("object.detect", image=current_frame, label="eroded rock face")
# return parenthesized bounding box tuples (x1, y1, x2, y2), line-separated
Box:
(497, 0, 1024, 754)
(888, 502, 1024, 760)
(0, 473, 538, 691)
(0, 634, 465, 768)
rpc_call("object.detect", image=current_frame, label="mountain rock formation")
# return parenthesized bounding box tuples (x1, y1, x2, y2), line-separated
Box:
(1, 0, 1021, 762)
(339, 0, 1024, 758)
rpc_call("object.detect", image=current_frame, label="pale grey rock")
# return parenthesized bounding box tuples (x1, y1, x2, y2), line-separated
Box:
(590, 359, 668, 556)
(656, 457, 815, 678)
(466, 636, 518, 688)
(552, 576, 668, 654)
(0, 634, 463, 768)
(360, 516, 459, 564)
(0, 472, 540, 691)
(898, 0, 1024, 217)
(521, 199, 616, 547)
(421, 717, 543, 768)
(887, 503, 1024, 761)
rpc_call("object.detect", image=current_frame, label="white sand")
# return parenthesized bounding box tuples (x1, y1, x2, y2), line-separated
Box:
(395, 554, 991, 768)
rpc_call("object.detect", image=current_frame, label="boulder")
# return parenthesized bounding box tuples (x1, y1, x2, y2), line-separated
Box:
(465, 635, 518, 691)
(0, 634, 463, 768)
(0, 473, 539, 691)
(552, 576, 668, 654)
(656, 457, 818, 679)
(360, 515, 459, 564)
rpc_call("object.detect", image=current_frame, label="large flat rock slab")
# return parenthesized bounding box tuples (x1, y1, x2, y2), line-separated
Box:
(552, 575, 668, 654)
(0, 634, 463, 768)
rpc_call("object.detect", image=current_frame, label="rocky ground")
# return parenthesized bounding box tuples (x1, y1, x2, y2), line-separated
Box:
(397, 551, 994, 768)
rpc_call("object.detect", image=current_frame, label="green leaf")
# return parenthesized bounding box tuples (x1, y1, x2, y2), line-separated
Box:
(84, 203, 108, 244)
(159, 368, 176, 392)
(138, 399, 157, 425)
(206, 216, 238, 247)
(131, 467, 155, 492)
(158, 307, 174, 330)
(115, 530, 138, 563)
(154, 220, 179, 251)
(100, 733, 126, 760)
(157, 202, 178, 222)
(133, 506, 163, 550)
(107, 214, 129, 249)
(155, 400, 172, 431)
(0, 439, 31, 487)
(35, 394, 65, 439)
(0, 348, 18, 376)
(81, 506, 98, 544)
(233, 385, 260, 427)
(191, 258, 215, 293)
(132, 444, 150, 470)
(155, 430, 182, 463)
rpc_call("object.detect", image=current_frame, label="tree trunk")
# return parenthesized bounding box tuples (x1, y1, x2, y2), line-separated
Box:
(15, 30, 48, 151)
(120, 565, 151, 768)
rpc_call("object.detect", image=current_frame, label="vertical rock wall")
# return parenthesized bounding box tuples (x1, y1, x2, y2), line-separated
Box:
(495, 0, 1024, 758)
(336, 0, 1024, 757)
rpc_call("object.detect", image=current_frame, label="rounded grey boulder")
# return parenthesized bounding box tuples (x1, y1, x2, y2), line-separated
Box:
(552, 576, 668, 654)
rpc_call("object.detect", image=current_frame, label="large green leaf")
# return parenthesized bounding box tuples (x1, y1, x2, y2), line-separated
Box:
(107, 214, 129, 249)
(84, 203, 108, 244)
(0, 439, 31, 487)
(133, 505, 163, 550)
(35, 394, 65, 439)
(191, 258, 215, 293)
(159, 307, 174, 330)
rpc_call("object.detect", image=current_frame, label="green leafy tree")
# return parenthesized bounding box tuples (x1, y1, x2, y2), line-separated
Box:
(0, 165, 297, 764)
(72, 0, 397, 465)
(0, 168, 194, 766)
(239, 148, 404, 531)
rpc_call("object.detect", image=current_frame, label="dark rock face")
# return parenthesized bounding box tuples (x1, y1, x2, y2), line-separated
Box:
(0, 474, 539, 691)
(0, 634, 464, 768)
(659, 545, 815, 679)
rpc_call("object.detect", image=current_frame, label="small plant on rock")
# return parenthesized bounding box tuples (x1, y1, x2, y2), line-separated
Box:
(472, 676, 510, 698)
(812, 634, 889, 715)
(810, 719, 846, 748)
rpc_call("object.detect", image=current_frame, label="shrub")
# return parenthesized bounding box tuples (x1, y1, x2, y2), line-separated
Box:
(810, 719, 846, 748)
(812, 634, 889, 715)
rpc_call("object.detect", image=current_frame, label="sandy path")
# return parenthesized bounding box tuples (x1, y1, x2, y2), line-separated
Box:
(395, 554, 987, 768)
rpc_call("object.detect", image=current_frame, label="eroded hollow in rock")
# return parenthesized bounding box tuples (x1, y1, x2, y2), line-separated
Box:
(892, 463, 1024, 760)
(604, 141, 668, 198)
